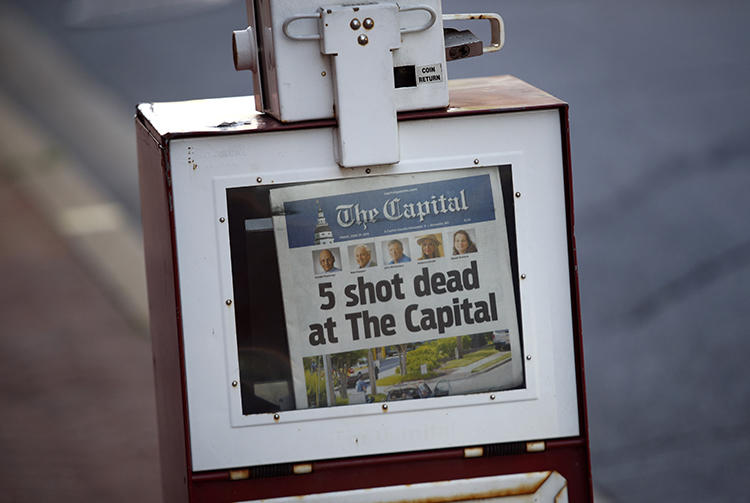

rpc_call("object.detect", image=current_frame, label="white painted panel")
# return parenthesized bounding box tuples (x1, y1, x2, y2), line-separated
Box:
(170, 109, 579, 470)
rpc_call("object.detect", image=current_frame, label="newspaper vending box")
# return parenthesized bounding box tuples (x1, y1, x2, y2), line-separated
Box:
(136, 3, 592, 502)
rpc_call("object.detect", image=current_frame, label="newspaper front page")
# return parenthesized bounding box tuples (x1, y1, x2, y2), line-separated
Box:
(270, 168, 522, 409)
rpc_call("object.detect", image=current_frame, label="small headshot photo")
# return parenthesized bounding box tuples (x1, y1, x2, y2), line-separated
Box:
(416, 234, 443, 260)
(313, 248, 341, 274)
(383, 239, 411, 265)
(452, 229, 478, 256)
(349, 243, 377, 269)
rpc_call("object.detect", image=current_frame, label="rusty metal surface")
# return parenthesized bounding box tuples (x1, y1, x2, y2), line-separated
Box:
(236, 472, 564, 502)
(188, 439, 590, 502)
(136, 75, 565, 142)
(555, 486, 569, 503)
(446, 75, 563, 111)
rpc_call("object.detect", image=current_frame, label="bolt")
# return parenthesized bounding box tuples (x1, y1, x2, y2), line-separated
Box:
(256, 177, 262, 183)
(226, 299, 233, 306)
(219, 217, 225, 223)
(473, 158, 480, 165)
(382, 403, 388, 411)
(363, 18, 374, 29)
(358, 34, 369, 46)
(232, 380, 238, 387)
(350, 18, 361, 30)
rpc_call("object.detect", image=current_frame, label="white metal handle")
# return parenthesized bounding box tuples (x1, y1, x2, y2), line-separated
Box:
(442, 12, 505, 53)
(400, 5, 437, 34)
(282, 13, 322, 41)
(283, 5, 438, 41)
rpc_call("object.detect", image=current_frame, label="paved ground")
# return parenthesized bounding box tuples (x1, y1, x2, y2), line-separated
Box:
(0, 103, 160, 500)
(1, 0, 749, 501)
(0, 184, 161, 503)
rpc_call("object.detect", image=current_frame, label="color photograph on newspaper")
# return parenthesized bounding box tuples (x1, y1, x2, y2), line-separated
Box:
(269, 168, 523, 409)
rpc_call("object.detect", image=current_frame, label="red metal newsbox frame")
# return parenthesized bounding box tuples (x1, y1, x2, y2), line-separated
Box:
(136, 75, 592, 502)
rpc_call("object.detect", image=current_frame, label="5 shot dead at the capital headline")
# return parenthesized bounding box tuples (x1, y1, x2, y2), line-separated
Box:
(307, 260, 505, 346)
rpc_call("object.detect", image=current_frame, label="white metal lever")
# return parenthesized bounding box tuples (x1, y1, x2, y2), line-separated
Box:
(399, 5, 437, 34)
(318, 3, 402, 167)
(282, 13, 322, 41)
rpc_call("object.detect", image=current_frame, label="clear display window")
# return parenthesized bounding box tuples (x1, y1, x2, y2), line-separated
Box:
(227, 166, 524, 415)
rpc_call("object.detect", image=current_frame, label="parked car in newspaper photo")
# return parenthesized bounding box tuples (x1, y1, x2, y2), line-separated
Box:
(492, 329, 511, 351)
(385, 382, 434, 401)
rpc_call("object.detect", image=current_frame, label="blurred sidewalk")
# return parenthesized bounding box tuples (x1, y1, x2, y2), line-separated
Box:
(0, 94, 160, 501)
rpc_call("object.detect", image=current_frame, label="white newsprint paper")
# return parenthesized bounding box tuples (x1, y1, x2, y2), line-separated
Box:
(270, 168, 522, 409)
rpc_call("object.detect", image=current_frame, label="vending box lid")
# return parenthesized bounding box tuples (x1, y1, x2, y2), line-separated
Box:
(136, 75, 566, 142)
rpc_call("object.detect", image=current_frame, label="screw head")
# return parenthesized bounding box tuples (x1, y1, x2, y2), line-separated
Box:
(219, 217, 226, 223)
(473, 158, 480, 165)
(256, 176, 262, 183)
(365, 168, 371, 174)
(321, 71, 327, 77)
(521, 274, 527, 280)
(350, 18, 361, 30)
(363, 17, 374, 29)
(515, 192, 521, 198)
(225, 299, 233, 306)
(490, 394, 496, 400)
(358, 34, 369, 46)
(231, 380, 238, 387)
(273, 413, 280, 421)
(526, 354, 532, 361)
(381, 403, 388, 411)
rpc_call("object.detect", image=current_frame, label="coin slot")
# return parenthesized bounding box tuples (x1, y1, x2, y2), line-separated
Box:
(393, 65, 416, 88)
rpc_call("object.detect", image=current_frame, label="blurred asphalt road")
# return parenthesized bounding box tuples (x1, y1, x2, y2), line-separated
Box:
(0, 94, 159, 500)
(1, 0, 749, 501)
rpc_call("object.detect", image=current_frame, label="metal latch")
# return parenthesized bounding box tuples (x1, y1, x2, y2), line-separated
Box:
(443, 13, 505, 61)
(279, 3, 437, 168)
(318, 3, 402, 167)
(231, 3, 506, 168)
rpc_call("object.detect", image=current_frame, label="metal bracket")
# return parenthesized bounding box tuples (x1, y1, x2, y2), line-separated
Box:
(318, 3, 402, 167)
(278, 3, 444, 167)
